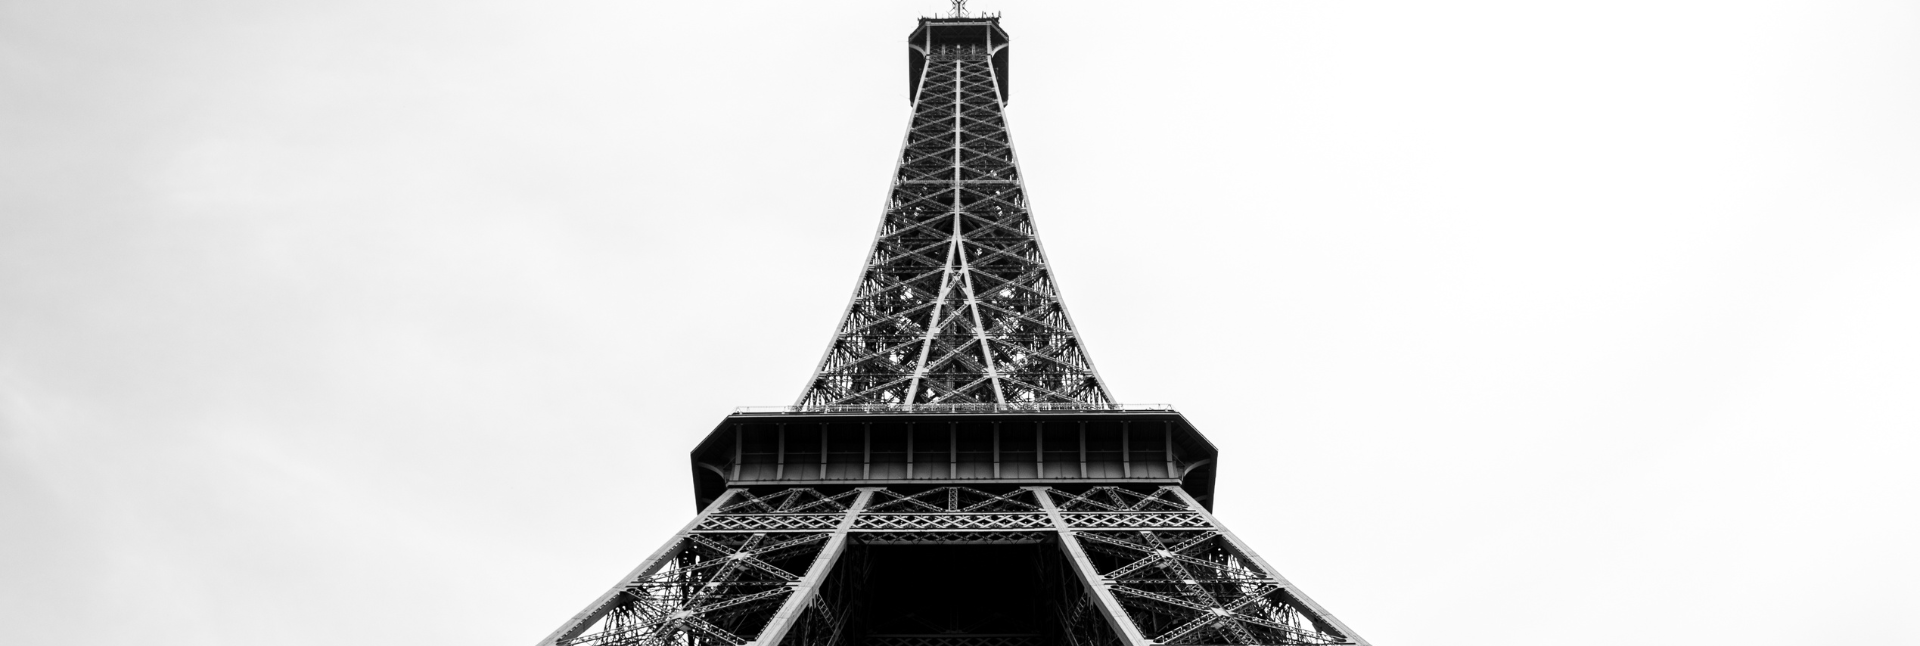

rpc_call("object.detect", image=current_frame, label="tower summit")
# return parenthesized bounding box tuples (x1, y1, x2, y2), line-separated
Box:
(537, 14, 1371, 646)
(799, 16, 1103, 410)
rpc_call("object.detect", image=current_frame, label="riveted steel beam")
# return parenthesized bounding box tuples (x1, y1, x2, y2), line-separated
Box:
(537, 488, 744, 646)
(748, 488, 878, 646)
(1032, 486, 1152, 646)
(1165, 486, 1372, 646)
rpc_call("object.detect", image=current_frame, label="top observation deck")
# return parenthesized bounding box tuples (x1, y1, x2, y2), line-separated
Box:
(909, 16, 1011, 103)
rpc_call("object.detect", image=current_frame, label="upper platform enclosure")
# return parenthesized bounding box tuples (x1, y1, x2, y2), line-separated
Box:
(909, 17, 1011, 103)
(688, 408, 1220, 512)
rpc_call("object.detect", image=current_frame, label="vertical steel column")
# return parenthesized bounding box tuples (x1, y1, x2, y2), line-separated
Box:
(1032, 487, 1152, 646)
(1164, 486, 1373, 646)
(537, 489, 745, 646)
(1077, 422, 1087, 478)
(750, 488, 878, 646)
(1036, 422, 1044, 476)
(992, 422, 1001, 478)
(1163, 423, 1176, 478)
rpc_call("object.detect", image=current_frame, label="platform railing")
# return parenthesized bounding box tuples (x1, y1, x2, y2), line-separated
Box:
(733, 402, 1174, 415)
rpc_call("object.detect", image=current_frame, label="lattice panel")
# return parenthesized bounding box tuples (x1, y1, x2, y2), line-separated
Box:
(560, 532, 831, 646)
(865, 486, 1042, 513)
(1047, 537, 1128, 646)
(1047, 487, 1192, 513)
(777, 545, 867, 646)
(697, 514, 845, 532)
(797, 42, 1112, 409)
(718, 488, 859, 515)
(1067, 529, 1350, 646)
(854, 513, 1050, 531)
(853, 531, 1051, 545)
(1059, 512, 1211, 530)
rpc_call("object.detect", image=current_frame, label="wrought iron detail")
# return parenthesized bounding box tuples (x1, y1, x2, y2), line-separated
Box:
(1059, 513, 1211, 530)
(865, 486, 1041, 513)
(1045, 487, 1191, 513)
(853, 531, 1051, 545)
(854, 513, 1049, 531)
(1063, 526, 1352, 645)
(546, 485, 1362, 646)
(558, 532, 831, 646)
(774, 541, 868, 646)
(539, 14, 1372, 646)
(797, 41, 1111, 410)
(721, 489, 861, 515)
(699, 515, 845, 533)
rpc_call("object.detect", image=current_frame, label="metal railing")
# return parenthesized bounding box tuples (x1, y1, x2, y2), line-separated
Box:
(733, 402, 1174, 415)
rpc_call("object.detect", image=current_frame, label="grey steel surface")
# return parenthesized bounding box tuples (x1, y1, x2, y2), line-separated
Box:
(796, 18, 1108, 410)
(537, 13, 1370, 646)
(541, 486, 1361, 646)
(686, 411, 1220, 511)
(1035, 487, 1152, 646)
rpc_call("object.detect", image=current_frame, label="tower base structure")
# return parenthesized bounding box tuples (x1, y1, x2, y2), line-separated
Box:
(537, 410, 1369, 646)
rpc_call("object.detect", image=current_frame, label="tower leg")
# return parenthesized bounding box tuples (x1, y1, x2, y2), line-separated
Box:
(750, 488, 876, 646)
(1034, 486, 1154, 646)
(1164, 487, 1371, 646)
(1038, 485, 1367, 646)
(537, 488, 745, 646)
(539, 488, 872, 646)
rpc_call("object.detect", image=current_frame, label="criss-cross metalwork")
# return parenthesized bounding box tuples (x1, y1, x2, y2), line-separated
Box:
(538, 14, 1373, 646)
(546, 485, 1360, 646)
(1071, 526, 1346, 646)
(562, 532, 827, 646)
(798, 43, 1111, 410)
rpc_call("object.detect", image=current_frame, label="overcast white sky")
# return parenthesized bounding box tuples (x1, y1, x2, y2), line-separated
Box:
(3, 1, 1917, 644)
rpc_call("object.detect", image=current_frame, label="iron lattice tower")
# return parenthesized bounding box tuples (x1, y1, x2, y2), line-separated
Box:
(797, 19, 1108, 410)
(538, 16, 1371, 646)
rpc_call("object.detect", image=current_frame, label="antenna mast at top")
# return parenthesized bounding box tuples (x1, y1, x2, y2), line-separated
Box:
(949, 0, 968, 18)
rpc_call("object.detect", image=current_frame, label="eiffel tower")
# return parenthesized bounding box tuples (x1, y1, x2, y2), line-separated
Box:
(537, 12, 1370, 646)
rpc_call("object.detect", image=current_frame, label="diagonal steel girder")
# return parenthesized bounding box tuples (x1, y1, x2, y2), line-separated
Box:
(740, 488, 876, 646)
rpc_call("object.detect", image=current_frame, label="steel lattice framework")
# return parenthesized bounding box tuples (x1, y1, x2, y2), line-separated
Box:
(543, 487, 1360, 646)
(797, 39, 1110, 410)
(536, 14, 1372, 646)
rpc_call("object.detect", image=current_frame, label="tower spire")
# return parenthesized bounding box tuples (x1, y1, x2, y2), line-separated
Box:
(797, 16, 1111, 411)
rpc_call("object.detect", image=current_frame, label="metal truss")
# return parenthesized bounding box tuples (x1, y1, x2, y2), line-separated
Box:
(544, 489, 874, 646)
(544, 13, 1373, 646)
(797, 41, 1111, 410)
(542, 486, 1366, 646)
(1046, 487, 1363, 646)
(1046, 536, 1127, 646)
